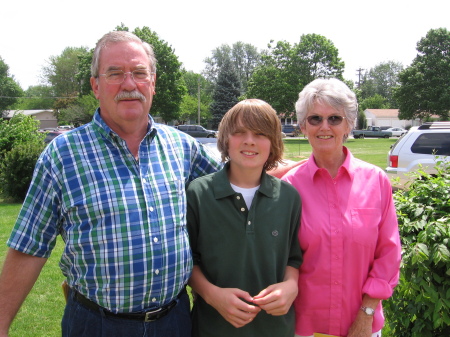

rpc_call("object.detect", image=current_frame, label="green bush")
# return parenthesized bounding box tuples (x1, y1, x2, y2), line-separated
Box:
(385, 161, 450, 336)
(0, 113, 45, 159)
(0, 140, 45, 201)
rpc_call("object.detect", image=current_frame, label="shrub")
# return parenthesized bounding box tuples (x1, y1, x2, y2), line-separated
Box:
(0, 113, 45, 159)
(385, 161, 450, 336)
(0, 140, 45, 201)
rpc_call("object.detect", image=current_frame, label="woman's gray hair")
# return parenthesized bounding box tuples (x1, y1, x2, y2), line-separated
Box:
(91, 31, 157, 78)
(295, 78, 358, 135)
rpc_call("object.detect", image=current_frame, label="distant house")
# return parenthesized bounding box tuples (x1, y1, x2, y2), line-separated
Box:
(3, 110, 57, 129)
(363, 109, 422, 128)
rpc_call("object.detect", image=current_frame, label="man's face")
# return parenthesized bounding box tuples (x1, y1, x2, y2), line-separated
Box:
(90, 41, 156, 131)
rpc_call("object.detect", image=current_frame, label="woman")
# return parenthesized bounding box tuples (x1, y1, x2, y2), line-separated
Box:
(282, 78, 401, 337)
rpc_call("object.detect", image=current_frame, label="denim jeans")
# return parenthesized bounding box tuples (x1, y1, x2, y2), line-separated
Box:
(62, 290, 191, 337)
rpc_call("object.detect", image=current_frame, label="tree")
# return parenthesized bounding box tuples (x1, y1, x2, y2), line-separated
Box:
(41, 46, 89, 98)
(0, 57, 23, 116)
(14, 85, 55, 110)
(394, 28, 450, 121)
(359, 94, 389, 111)
(359, 61, 403, 107)
(179, 71, 213, 125)
(58, 92, 98, 126)
(203, 42, 261, 94)
(132, 26, 187, 123)
(247, 34, 344, 115)
(209, 58, 241, 129)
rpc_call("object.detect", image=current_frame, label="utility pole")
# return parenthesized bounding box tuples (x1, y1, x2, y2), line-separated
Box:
(197, 77, 201, 125)
(356, 67, 364, 88)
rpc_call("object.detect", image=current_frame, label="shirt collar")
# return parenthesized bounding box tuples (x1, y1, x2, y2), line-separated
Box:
(212, 162, 275, 199)
(92, 108, 156, 140)
(306, 146, 355, 181)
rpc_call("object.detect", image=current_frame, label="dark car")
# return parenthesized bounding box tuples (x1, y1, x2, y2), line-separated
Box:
(175, 125, 217, 138)
(44, 130, 68, 144)
(282, 124, 299, 137)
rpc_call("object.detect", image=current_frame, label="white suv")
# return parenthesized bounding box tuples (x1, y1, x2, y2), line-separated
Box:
(386, 122, 450, 186)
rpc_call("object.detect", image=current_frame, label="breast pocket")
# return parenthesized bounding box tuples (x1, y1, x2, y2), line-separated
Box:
(351, 208, 380, 248)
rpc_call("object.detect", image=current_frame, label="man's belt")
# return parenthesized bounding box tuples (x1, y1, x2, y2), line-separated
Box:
(73, 289, 184, 322)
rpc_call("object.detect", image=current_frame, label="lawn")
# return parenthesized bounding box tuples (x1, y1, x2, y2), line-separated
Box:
(0, 139, 398, 335)
(283, 137, 398, 170)
(0, 203, 66, 337)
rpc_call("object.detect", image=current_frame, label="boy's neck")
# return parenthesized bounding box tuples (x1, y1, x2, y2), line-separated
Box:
(227, 164, 263, 188)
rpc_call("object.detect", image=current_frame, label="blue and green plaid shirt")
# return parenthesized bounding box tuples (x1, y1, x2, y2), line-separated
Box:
(7, 109, 222, 313)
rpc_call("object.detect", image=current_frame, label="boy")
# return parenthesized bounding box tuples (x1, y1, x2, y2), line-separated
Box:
(187, 99, 302, 337)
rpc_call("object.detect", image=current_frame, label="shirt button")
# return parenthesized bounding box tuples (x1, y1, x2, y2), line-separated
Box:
(142, 178, 146, 184)
(155, 269, 160, 275)
(153, 237, 159, 243)
(240, 207, 245, 212)
(236, 196, 241, 200)
(152, 298, 157, 303)
(149, 207, 154, 212)
(248, 221, 251, 225)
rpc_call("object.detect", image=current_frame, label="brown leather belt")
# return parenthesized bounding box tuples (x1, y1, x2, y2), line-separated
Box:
(73, 289, 183, 322)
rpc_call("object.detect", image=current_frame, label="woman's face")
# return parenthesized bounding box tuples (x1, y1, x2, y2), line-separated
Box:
(301, 102, 351, 155)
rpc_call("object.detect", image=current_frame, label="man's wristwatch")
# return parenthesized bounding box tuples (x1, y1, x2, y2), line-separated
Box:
(360, 306, 375, 316)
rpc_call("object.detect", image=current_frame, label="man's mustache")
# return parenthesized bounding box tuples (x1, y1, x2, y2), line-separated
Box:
(114, 90, 147, 102)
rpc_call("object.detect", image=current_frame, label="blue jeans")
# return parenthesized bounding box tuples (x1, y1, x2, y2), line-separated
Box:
(62, 290, 191, 337)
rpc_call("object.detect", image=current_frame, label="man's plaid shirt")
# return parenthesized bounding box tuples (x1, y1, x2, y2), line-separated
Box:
(7, 110, 222, 313)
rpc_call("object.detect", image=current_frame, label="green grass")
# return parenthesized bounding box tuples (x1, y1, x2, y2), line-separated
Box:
(0, 136, 398, 336)
(0, 204, 65, 337)
(283, 137, 398, 170)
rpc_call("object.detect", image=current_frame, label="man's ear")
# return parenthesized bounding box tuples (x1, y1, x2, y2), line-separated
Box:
(90, 77, 100, 99)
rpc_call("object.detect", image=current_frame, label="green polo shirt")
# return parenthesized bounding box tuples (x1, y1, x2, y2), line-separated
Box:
(187, 163, 302, 337)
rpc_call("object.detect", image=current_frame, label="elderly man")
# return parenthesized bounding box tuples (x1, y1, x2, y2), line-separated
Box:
(0, 31, 221, 337)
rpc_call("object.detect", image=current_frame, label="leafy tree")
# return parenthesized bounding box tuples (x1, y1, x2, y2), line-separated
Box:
(359, 94, 389, 111)
(132, 26, 187, 123)
(247, 34, 344, 114)
(41, 46, 89, 98)
(14, 85, 55, 110)
(394, 28, 450, 121)
(204, 42, 261, 94)
(178, 94, 211, 125)
(0, 113, 44, 160)
(76, 50, 94, 96)
(360, 61, 403, 107)
(0, 57, 23, 116)
(385, 160, 450, 336)
(58, 92, 98, 127)
(179, 71, 213, 124)
(210, 58, 241, 129)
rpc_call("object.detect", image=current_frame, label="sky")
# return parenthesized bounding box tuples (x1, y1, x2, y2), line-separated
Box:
(1, 0, 448, 91)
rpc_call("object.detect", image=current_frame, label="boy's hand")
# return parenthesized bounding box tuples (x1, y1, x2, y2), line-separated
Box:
(251, 279, 298, 316)
(207, 288, 261, 328)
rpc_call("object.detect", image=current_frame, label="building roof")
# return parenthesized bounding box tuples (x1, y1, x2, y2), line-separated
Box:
(364, 109, 399, 118)
(3, 109, 54, 119)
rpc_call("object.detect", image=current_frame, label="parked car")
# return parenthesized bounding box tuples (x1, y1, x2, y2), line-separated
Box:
(44, 130, 68, 143)
(197, 137, 221, 159)
(386, 127, 407, 137)
(175, 125, 217, 138)
(386, 122, 450, 186)
(353, 126, 392, 138)
(282, 124, 299, 137)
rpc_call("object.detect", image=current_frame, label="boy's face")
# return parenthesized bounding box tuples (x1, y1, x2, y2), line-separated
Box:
(227, 122, 271, 173)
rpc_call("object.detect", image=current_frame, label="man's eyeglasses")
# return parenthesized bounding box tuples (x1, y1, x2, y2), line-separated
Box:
(306, 115, 346, 126)
(99, 69, 154, 84)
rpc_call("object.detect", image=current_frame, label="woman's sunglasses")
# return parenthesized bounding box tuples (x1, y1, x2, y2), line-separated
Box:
(306, 115, 346, 126)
